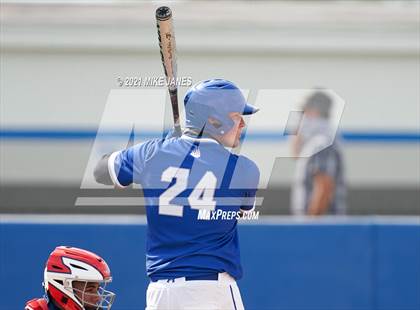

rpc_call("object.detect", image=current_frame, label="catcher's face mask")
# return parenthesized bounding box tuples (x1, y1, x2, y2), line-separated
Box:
(71, 280, 115, 310)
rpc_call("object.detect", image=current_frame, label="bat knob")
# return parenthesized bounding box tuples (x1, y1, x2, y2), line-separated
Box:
(156, 6, 172, 20)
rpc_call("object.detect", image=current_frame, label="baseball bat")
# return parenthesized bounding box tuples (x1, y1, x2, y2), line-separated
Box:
(156, 6, 182, 136)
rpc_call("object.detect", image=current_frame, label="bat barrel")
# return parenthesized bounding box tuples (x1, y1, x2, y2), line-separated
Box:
(156, 6, 172, 21)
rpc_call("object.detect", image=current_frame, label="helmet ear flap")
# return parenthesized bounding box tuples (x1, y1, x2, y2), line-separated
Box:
(48, 283, 83, 310)
(205, 116, 234, 136)
(208, 117, 222, 129)
(206, 117, 225, 135)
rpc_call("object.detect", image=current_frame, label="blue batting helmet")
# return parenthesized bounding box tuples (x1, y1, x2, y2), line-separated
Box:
(184, 79, 259, 136)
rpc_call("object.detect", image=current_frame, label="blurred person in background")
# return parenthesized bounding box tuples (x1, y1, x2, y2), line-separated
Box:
(290, 90, 346, 216)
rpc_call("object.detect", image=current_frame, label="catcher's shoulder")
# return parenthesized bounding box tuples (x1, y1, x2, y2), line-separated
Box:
(25, 298, 48, 310)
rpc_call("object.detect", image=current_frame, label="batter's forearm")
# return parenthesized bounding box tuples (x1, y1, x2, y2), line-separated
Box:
(94, 153, 114, 185)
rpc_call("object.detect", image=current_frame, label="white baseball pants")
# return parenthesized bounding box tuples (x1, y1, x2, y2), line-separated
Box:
(145, 272, 245, 310)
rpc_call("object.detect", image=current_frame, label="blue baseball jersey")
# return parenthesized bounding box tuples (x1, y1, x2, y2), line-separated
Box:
(109, 134, 260, 280)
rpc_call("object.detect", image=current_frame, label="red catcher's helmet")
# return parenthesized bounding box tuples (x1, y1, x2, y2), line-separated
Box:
(44, 246, 115, 310)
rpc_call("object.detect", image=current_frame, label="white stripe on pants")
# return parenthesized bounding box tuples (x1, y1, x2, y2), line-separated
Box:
(145, 272, 245, 310)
